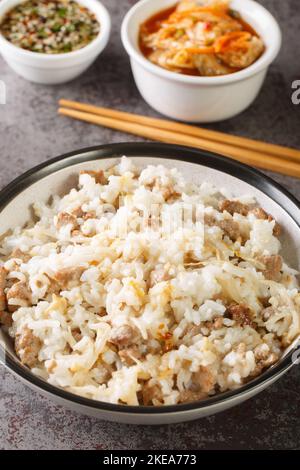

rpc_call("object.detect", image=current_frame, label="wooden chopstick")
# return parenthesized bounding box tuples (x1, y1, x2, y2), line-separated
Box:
(58, 105, 300, 178)
(59, 99, 300, 164)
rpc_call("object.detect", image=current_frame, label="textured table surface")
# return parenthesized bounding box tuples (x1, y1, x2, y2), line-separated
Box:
(0, 0, 300, 450)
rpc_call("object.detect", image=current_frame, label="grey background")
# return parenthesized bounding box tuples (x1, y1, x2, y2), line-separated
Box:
(0, 0, 299, 450)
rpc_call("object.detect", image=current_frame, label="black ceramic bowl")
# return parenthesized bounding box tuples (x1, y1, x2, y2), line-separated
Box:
(0, 143, 299, 424)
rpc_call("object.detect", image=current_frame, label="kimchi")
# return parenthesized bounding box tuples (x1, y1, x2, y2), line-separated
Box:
(139, 0, 265, 76)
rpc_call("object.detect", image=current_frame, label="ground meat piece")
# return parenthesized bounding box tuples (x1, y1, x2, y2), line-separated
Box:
(250, 207, 273, 223)
(56, 212, 78, 230)
(92, 363, 114, 384)
(119, 346, 142, 366)
(202, 316, 224, 334)
(92, 357, 115, 384)
(226, 303, 256, 328)
(0, 267, 6, 285)
(0, 266, 7, 311)
(80, 169, 107, 185)
(45, 276, 61, 295)
(6, 281, 32, 310)
(192, 366, 216, 394)
(259, 297, 271, 308)
(102, 363, 115, 380)
(161, 186, 181, 202)
(257, 352, 278, 370)
(71, 230, 81, 237)
(251, 344, 279, 376)
(272, 223, 281, 238)
(142, 382, 163, 406)
(71, 328, 82, 342)
(71, 206, 84, 218)
(7, 305, 18, 314)
(250, 208, 281, 237)
(146, 178, 180, 202)
(258, 255, 282, 281)
(254, 344, 270, 361)
(72, 207, 97, 220)
(212, 316, 224, 329)
(10, 248, 30, 262)
(15, 326, 41, 367)
(53, 266, 84, 289)
(204, 213, 241, 242)
(97, 307, 107, 317)
(0, 310, 12, 327)
(178, 390, 207, 404)
(219, 219, 241, 242)
(204, 214, 216, 227)
(109, 325, 139, 349)
(219, 200, 250, 216)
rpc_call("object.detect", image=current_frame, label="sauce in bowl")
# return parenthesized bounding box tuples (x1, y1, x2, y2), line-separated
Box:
(0, 0, 100, 54)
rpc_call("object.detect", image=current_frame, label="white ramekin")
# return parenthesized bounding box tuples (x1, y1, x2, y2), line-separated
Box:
(0, 0, 111, 84)
(121, 0, 282, 123)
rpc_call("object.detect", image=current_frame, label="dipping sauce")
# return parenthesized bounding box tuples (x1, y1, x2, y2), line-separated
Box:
(139, 0, 265, 77)
(0, 0, 100, 54)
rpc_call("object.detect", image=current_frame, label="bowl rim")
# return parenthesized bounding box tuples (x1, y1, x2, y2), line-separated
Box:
(121, 0, 282, 86)
(0, 0, 111, 62)
(0, 141, 298, 415)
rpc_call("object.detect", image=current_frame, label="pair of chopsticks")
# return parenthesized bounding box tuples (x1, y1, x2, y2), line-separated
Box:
(58, 99, 300, 178)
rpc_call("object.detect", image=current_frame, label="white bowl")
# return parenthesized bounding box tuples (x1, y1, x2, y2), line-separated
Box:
(0, 0, 111, 84)
(0, 143, 299, 424)
(121, 0, 282, 122)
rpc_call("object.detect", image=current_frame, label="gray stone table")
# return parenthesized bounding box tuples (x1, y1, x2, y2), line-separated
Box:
(0, 0, 300, 450)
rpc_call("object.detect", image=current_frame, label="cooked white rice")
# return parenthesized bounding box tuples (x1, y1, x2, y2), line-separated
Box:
(0, 157, 299, 406)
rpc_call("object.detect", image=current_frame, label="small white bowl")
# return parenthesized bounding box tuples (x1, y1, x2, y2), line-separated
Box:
(0, 0, 111, 84)
(121, 0, 282, 122)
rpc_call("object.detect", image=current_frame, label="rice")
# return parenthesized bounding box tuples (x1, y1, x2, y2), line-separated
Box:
(0, 156, 299, 406)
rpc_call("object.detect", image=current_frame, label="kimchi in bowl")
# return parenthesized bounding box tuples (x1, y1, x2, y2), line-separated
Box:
(121, 0, 281, 122)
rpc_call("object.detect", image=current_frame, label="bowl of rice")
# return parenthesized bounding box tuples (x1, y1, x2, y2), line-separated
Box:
(0, 142, 299, 425)
(0, 0, 111, 84)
